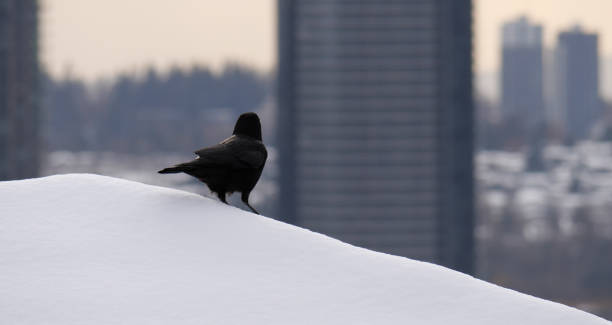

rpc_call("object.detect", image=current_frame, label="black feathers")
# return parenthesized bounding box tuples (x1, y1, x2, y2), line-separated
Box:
(232, 112, 262, 141)
(158, 112, 267, 214)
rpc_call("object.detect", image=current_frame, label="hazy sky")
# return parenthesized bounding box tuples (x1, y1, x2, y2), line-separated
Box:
(41, 0, 612, 81)
(40, 0, 276, 80)
(475, 0, 612, 72)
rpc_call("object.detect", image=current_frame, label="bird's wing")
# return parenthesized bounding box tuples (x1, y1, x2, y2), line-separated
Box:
(193, 144, 249, 169)
(235, 148, 267, 169)
(193, 135, 235, 157)
(193, 136, 267, 169)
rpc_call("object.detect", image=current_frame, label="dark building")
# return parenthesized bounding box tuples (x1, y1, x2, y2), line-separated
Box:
(501, 16, 544, 126)
(554, 26, 600, 140)
(0, 0, 40, 180)
(277, 0, 474, 274)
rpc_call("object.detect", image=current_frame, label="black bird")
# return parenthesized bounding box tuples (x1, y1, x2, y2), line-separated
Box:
(158, 112, 267, 214)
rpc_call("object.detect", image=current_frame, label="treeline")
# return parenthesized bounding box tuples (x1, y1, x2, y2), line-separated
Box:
(478, 202, 612, 314)
(42, 64, 271, 153)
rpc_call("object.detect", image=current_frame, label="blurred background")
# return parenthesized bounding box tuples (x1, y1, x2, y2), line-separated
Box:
(1, 0, 610, 319)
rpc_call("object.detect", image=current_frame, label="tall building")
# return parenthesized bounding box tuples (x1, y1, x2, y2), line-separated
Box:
(0, 0, 39, 180)
(501, 16, 544, 126)
(278, 0, 474, 274)
(555, 26, 600, 140)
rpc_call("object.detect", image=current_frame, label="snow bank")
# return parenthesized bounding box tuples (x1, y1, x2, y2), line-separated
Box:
(1, 174, 608, 324)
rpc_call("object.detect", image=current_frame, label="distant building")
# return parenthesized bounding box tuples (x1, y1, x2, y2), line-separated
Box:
(0, 0, 40, 180)
(278, 0, 474, 274)
(555, 26, 600, 140)
(501, 16, 544, 126)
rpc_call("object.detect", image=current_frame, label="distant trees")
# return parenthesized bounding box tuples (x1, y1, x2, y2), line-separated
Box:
(478, 197, 612, 307)
(42, 64, 271, 153)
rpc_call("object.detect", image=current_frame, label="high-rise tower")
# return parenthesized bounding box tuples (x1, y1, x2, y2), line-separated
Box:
(501, 16, 544, 126)
(555, 26, 600, 140)
(278, 0, 474, 273)
(0, 0, 40, 180)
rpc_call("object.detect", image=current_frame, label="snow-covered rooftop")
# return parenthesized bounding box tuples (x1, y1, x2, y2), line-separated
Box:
(1, 174, 608, 324)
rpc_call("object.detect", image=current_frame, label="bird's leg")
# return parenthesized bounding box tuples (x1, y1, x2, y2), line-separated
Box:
(246, 203, 259, 215)
(241, 192, 259, 215)
(217, 191, 229, 204)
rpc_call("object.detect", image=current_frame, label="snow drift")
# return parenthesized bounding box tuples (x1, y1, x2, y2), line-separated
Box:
(0, 174, 608, 324)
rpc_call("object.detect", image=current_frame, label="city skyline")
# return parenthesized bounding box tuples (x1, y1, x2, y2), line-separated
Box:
(41, 0, 612, 83)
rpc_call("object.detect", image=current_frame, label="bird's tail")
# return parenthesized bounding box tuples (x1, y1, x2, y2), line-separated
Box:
(159, 161, 198, 174)
(158, 166, 186, 174)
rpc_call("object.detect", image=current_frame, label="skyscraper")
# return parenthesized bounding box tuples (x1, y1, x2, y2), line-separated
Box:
(501, 16, 544, 126)
(555, 26, 600, 140)
(0, 0, 40, 180)
(278, 0, 473, 274)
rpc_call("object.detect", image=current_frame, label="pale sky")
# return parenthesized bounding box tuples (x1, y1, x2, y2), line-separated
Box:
(41, 0, 612, 82)
(475, 0, 612, 73)
(40, 0, 276, 80)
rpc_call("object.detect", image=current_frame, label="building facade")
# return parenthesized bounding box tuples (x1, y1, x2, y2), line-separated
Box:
(555, 26, 600, 140)
(278, 0, 474, 274)
(0, 0, 39, 180)
(501, 16, 544, 126)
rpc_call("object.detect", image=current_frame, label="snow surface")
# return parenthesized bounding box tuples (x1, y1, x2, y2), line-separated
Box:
(1, 174, 609, 324)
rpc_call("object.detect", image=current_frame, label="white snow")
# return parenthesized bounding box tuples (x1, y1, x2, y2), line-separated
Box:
(1, 174, 609, 324)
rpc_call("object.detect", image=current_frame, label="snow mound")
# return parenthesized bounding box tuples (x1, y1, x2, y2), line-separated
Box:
(1, 174, 608, 324)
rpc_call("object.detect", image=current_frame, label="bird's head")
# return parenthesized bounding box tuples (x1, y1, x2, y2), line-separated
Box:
(233, 112, 262, 141)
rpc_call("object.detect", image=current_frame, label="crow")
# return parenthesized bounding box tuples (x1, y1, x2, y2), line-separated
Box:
(158, 112, 267, 214)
